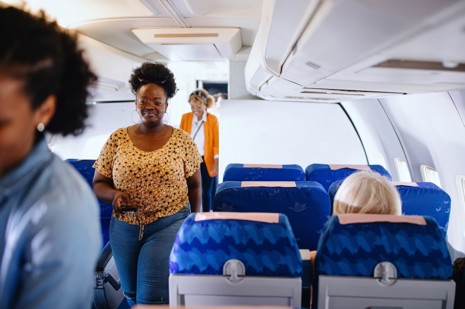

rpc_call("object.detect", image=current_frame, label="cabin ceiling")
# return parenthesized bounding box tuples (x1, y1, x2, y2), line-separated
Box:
(245, 0, 465, 102)
(2, 0, 465, 102)
(2, 0, 262, 62)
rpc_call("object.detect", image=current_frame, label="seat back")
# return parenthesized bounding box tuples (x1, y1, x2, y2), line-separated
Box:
(223, 163, 305, 181)
(394, 182, 451, 237)
(328, 181, 452, 236)
(66, 159, 112, 245)
(169, 212, 302, 307)
(67, 159, 125, 308)
(327, 179, 343, 212)
(305, 163, 391, 191)
(314, 214, 454, 309)
(213, 181, 331, 250)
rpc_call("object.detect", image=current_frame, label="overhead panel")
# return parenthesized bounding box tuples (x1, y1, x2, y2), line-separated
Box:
(132, 27, 242, 60)
(328, 8, 465, 92)
(245, 0, 465, 102)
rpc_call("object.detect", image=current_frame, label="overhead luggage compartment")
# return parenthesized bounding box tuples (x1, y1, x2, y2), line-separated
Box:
(245, 0, 465, 102)
(79, 35, 145, 102)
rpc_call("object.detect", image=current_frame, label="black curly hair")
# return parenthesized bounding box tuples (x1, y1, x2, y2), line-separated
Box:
(129, 62, 177, 99)
(0, 6, 97, 136)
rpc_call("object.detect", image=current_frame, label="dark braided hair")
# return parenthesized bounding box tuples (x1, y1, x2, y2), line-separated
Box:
(129, 62, 177, 99)
(0, 6, 97, 136)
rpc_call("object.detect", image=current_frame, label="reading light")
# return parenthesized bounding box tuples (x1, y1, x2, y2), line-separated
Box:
(442, 60, 459, 69)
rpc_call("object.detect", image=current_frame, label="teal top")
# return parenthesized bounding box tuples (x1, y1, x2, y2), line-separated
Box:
(0, 138, 102, 309)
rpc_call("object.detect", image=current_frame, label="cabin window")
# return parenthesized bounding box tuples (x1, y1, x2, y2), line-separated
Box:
(394, 157, 412, 182)
(420, 164, 442, 187)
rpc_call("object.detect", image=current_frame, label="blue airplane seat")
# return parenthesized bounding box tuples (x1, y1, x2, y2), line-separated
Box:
(213, 181, 331, 250)
(327, 179, 343, 211)
(394, 182, 451, 237)
(313, 214, 454, 309)
(66, 159, 112, 246)
(223, 163, 306, 181)
(169, 212, 302, 307)
(305, 163, 391, 192)
(328, 180, 451, 237)
(66, 159, 124, 308)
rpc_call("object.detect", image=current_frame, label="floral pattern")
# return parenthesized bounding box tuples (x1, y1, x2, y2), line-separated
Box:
(94, 127, 201, 225)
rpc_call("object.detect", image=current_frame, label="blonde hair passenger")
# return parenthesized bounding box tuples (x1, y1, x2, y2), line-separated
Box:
(189, 88, 216, 110)
(333, 170, 401, 215)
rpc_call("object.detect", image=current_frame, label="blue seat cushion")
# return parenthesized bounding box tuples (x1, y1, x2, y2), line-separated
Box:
(170, 213, 302, 277)
(213, 181, 331, 250)
(395, 182, 451, 237)
(316, 215, 452, 280)
(66, 159, 112, 245)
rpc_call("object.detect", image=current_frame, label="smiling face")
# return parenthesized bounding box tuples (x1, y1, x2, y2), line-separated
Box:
(189, 97, 206, 120)
(0, 76, 40, 177)
(135, 83, 168, 128)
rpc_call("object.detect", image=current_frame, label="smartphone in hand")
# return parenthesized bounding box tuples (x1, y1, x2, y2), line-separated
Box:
(118, 206, 139, 214)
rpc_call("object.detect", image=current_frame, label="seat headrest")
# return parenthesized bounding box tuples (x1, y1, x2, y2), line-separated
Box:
(305, 163, 391, 191)
(394, 182, 451, 236)
(316, 214, 452, 280)
(223, 163, 305, 181)
(169, 212, 302, 277)
(194, 212, 280, 223)
(66, 159, 95, 185)
(213, 181, 331, 250)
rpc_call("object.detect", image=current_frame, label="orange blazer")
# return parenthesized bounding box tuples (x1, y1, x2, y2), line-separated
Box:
(180, 112, 219, 177)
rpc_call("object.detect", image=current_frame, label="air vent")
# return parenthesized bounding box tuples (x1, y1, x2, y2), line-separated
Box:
(300, 88, 404, 96)
(154, 33, 219, 39)
(132, 27, 242, 60)
(301, 90, 363, 97)
(374, 59, 465, 72)
(285, 96, 340, 102)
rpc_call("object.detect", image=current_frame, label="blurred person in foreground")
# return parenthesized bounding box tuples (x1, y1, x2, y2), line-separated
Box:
(0, 5, 101, 309)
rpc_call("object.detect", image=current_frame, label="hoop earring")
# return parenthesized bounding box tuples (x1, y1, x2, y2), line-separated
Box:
(37, 122, 45, 132)
(131, 110, 140, 124)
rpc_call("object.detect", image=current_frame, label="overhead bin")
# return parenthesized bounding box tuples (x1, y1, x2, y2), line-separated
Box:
(79, 35, 145, 102)
(245, 0, 465, 102)
(132, 27, 242, 61)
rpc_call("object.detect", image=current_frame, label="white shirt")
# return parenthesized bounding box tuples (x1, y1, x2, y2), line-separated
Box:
(191, 112, 207, 156)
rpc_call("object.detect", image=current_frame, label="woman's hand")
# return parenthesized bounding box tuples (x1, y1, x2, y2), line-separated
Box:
(112, 191, 131, 211)
(210, 158, 219, 176)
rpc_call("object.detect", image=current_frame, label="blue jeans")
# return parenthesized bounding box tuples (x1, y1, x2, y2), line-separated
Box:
(109, 207, 190, 305)
(200, 160, 218, 212)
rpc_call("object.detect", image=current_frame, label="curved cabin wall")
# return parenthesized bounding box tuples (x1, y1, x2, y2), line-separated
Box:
(382, 91, 465, 258)
(219, 99, 368, 180)
(78, 35, 145, 102)
(345, 90, 465, 259)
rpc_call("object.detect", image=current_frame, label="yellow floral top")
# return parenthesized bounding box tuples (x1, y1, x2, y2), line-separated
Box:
(93, 127, 201, 225)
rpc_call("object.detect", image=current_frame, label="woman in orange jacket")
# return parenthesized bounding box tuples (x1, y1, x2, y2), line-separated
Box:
(180, 88, 219, 212)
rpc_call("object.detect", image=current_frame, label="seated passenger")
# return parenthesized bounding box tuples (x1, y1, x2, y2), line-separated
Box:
(309, 170, 401, 305)
(333, 170, 401, 215)
(311, 170, 401, 264)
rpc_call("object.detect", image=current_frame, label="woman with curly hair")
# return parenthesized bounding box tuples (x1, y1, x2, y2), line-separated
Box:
(0, 5, 101, 309)
(93, 62, 202, 305)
